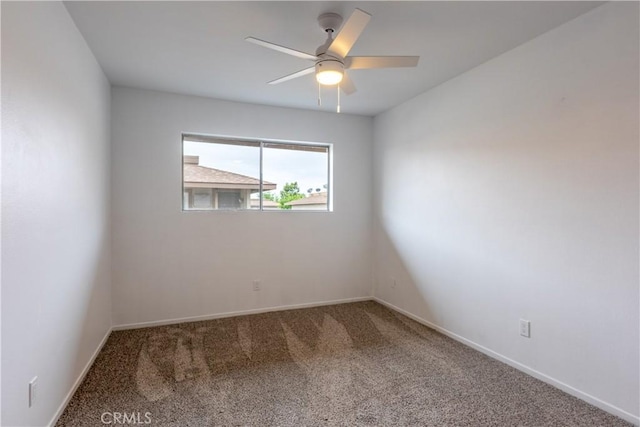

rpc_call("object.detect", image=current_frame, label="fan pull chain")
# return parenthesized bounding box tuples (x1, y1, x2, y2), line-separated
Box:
(318, 82, 322, 106)
(337, 85, 341, 113)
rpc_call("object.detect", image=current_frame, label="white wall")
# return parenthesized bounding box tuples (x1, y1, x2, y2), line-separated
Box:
(111, 87, 373, 326)
(1, 2, 112, 426)
(373, 2, 638, 423)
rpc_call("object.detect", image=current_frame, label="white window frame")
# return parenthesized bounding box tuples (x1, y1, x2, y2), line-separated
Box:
(182, 133, 333, 212)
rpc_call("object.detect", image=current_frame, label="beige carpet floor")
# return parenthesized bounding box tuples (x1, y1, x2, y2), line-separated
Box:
(56, 301, 631, 426)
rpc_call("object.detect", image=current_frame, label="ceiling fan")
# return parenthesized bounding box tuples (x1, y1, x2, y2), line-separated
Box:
(246, 8, 419, 105)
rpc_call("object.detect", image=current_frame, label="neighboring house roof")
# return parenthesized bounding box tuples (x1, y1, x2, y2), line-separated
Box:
(250, 199, 280, 208)
(287, 192, 328, 206)
(184, 155, 276, 190)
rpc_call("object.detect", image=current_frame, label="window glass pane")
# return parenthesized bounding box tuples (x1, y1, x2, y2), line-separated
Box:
(183, 138, 260, 210)
(193, 189, 212, 209)
(218, 191, 242, 209)
(262, 143, 329, 211)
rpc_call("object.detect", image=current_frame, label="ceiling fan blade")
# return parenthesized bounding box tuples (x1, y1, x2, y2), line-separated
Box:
(268, 66, 315, 85)
(246, 37, 317, 61)
(340, 73, 357, 95)
(345, 56, 420, 69)
(327, 9, 371, 59)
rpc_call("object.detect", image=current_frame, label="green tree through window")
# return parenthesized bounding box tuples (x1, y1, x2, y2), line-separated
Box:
(263, 182, 305, 209)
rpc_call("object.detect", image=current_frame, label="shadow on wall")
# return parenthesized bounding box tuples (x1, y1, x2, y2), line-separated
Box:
(52, 226, 111, 427)
(373, 200, 528, 332)
(373, 215, 438, 325)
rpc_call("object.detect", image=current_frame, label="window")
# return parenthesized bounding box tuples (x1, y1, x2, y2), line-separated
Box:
(182, 134, 331, 211)
(217, 191, 242, 209)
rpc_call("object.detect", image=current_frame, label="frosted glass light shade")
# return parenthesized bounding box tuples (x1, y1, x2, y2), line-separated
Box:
(315, 60, 344, 86)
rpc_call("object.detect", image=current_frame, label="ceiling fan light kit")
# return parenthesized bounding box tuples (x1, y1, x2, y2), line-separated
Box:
(315, 60, 344, 85)
(246, 8, 419, 113)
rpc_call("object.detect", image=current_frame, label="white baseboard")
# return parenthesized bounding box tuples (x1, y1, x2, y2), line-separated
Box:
(112, 296, 373, 331)
(47, 326, 113, 427)
(373, 297, 639, 426)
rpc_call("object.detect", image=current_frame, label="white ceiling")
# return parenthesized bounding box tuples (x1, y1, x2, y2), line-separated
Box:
(65, 1, 602, 116)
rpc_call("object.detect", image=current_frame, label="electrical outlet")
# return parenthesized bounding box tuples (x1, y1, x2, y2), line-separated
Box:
(391, 277, 397, 289)
(519, 319, 531, 338)
(252, 280, 260, 291)
(29, 377, 38, 407)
